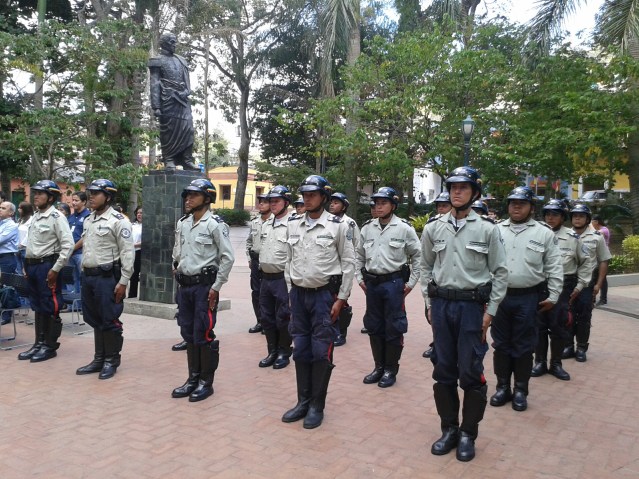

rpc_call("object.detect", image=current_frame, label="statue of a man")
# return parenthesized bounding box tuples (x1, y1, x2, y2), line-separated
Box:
(148, 33, 200, 172)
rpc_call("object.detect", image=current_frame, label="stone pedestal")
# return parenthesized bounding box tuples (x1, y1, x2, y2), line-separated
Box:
(139, 170, 201, 304)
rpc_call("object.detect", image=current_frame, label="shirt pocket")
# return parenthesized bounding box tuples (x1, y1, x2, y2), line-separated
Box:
(314, 237, 335, 263)
(524, 243, 545, 266)
(466, 244, 489, 270)
(95, 226, 111, 237)
(194, 234, 213, 254)
(388, 240, 406, 262)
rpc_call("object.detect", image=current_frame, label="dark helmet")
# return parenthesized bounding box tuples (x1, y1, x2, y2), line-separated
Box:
(181, 178, 217, 203)
(433, 191, 451, 204)
(330, 192, 350, 210)
(87, 179, 117, 198)
(266, 185, 292, 203)
(293, 195, 304, 206)
(299, 175, 332, 197)
(257, 192, 268, 201)
(542, 199, 568, 220)
(570, 203, 592, 223)
(507, 186, 535, 204)
(471, 200, 488, 215)
(31, 180, 62, 199)
(371, 187, 400, 206)
(445, 166, 482, 192)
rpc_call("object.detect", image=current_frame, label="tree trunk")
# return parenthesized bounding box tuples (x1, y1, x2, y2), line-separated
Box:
(343, 18, 361, 220)
(234, 87, 250, 210)
(627, 127, 639, 234)
(203, 35, 211, 174)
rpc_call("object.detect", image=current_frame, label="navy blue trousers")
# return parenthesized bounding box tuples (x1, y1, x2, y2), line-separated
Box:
(289, 286, 337, 363)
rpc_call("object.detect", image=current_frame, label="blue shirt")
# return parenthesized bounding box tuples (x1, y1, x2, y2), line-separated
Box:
(0, 218, 19, 254)
(68, 208, 91, 253)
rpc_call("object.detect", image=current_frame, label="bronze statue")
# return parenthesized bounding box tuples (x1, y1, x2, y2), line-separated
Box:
(149, 33, 200, 172)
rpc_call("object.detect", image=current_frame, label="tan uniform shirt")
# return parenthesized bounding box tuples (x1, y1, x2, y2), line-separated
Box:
(575, 226, 612, 264)
(172, 213, 191, 266)
(286, 210, 355, 301)
(26, 205, 74, 273)
(340, 213, 360, 249)
(81, 206, 134, 286)
(420, 210, 508, 316)
(259, 214, 290, 274)
(175, 210, 235, 292)
(355, 214, 422, 289)
(246, 214, 271, 261)
(498, 218, 563, 303)
(553, 225, 593, 292)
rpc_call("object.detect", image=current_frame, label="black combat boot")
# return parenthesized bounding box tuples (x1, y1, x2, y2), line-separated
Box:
(172, 343, 200, 398)
(248, 322, 263, 334)
(378, 343, 403, 388)
(273, 326, 292, 369)
(423, 343, 434, 359)
(431, 383, 460, 456)
(189, 341, 219, 402)
(282, 361, 312, 423)
(457, 385, 487, 462)
(99, 330, 123, 380)
(334, 306, 352, 347)
(575, 342, 588, 362)
(30, 315, 62, 363)
(512, 353, 532, 412)
(531, 333, 548, 377)
(562, 343, 575, 359)
(18, 312, 45, 361)
(172, 340, 187, 351)
(76, 329, 105, 375)
(489, 350, 512, 407)
(303, 360, 334, 429)
(549, 339, 570, 381)
(363, 335, 385, 384)
(259, 329, 279, 368)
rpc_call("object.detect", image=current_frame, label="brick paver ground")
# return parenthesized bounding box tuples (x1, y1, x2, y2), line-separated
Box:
(1, 226, 639, 478)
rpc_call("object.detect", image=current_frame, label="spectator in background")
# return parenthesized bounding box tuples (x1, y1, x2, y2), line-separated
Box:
(0, 191, 7, 201)
(57, 203, 71, 217)
(128, 206, 142, 298)
(591, 215, 610, 306)
(17, 201, 34, 275)
(0, 201, 19, 324)
(68, 191, 90, 294)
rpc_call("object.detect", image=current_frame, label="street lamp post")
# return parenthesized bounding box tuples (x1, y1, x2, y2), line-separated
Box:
(462, 114, 475, 167)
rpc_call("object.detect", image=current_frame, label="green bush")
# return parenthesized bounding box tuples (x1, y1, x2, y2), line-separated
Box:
(608, 255, 635, 275)
(622, 235, 639, 266)
(410, 214, 431, 235)
(216, 208, 251, 226)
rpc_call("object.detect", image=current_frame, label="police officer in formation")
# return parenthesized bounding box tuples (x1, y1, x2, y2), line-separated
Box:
(18, 180, 74, 362)
(75, 180, 134, 379)
(566, 204, 611, 362)
(423, 191, 452, 359)
(490, 187, 562, 412)
(246, 193, 271, 334)
(328, 192, 359, 346)
(293, 195, 305, 216)
(256, 185, 293, 370)
(470, 199, 489, 216)
(171, 179, 235, 402)
(356, 187, 421, 388)
(420, 167, 508, 462)
(532, 200, 594, 381)
(281, 175, 355, 429)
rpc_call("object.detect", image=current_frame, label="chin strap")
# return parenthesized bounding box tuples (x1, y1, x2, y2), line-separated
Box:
(275, 203, 290, 218)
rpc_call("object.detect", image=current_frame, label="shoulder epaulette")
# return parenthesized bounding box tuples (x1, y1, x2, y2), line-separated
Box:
(113, 212, 125, 220)
(426, 214, 441, 224)
(289, 215, 303, 221)
(593, 230, 601, 236)
(328, 215, 343, 223)
(540, 222, 552, 229)
(568, 232, 579, 239)
(178, 213, 191, 223)
(401, 218, 411, 225)
(212, 215, 224, 224)
(362, 218, 374, 226)
(480, 215, 495, 224)
(348, 220, 356, 228)
(51, 211, 60, 219)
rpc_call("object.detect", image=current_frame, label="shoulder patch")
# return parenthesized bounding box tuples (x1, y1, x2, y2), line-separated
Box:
(348, 220, 356, 228)
(120, 228, 131, 239)
(51, 211, 60, 218)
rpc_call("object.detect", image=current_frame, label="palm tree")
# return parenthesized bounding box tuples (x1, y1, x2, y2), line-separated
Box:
(528, 0, 639, 232)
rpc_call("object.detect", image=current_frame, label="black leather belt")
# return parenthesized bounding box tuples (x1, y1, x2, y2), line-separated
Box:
(431, 287, 481, 301)
(24, 254, 59, 265)
(292, 283, 330, 293)
(175, 273, 210, 286)
(84, 262, 120, 277)
(363, 269, 403, 286)
(0, 252, 19, 259)
(507, 283, 544, 296)
(261, 271, 284, 280)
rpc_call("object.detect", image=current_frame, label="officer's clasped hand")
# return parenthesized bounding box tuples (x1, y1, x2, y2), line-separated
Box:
(537, 299, 554, 313)
(114, 284, 126, 304)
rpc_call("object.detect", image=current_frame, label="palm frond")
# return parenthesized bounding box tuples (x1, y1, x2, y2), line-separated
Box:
(526, 0, 588, 53)
(596, 0, 639, 56)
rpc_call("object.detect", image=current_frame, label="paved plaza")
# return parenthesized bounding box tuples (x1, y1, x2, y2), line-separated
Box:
(1, 226, 639, 478)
